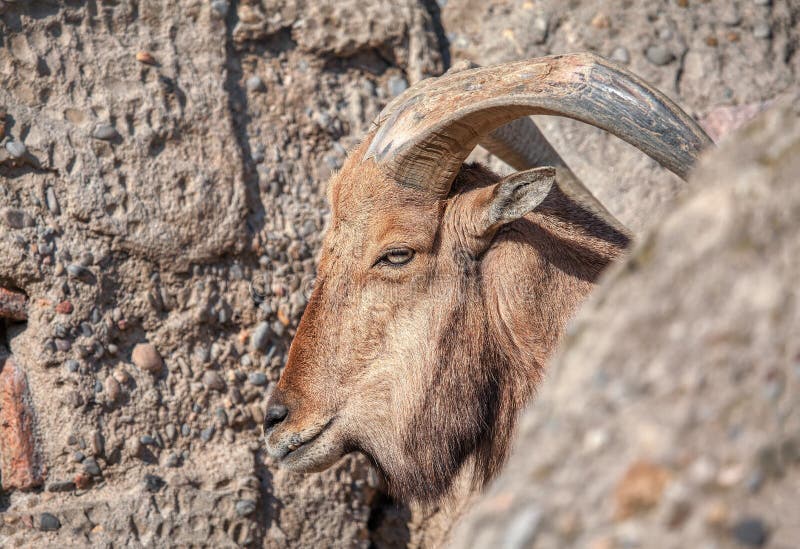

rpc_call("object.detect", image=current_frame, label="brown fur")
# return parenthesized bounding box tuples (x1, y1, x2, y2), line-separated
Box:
(264, 135, 629, 503)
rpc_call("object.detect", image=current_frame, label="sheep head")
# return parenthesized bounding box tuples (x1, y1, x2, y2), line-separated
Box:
(263, 53, 711, 502)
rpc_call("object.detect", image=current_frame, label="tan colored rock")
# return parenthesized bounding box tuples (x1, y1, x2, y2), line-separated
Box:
(0, 287, 27, 321)
(104, 376, 121, 403)
(202, 370, 226, 392)
(0, 355, 45, 491)
(131, 343, 163, 375)
(613, 461, 670, 520)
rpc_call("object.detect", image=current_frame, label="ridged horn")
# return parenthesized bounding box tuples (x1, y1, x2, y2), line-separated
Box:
(366, 52, 712, 196)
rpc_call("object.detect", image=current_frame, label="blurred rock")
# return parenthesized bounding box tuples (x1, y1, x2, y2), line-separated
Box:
(450, 98, 800, 547)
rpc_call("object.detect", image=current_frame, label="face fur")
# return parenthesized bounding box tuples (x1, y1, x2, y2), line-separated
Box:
(264, 142, 534, 500)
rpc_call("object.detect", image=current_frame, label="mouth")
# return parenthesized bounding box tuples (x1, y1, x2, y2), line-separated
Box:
(266, 416, 337, 465)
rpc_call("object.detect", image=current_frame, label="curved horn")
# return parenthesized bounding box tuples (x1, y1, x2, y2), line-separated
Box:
(366, 52, 713, 195)
(449, 62, 626, 229)
(481, 117, 567, 170)
(482, 117, 626, 231)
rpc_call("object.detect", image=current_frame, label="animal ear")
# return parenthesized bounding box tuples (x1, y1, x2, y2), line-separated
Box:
(477, 166, 556, 235)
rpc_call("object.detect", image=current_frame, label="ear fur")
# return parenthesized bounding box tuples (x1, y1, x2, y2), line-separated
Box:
(481, 166, 556, 234)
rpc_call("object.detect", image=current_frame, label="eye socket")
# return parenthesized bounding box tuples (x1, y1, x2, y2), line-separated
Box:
(375, 247, 415, 267)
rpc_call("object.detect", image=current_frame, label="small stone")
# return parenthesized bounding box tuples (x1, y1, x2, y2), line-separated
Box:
(203, 370, 226, 392)
(136, 51, 157, 65)
(164, 453, 180, 468)
(78, 251, 94, 267)
(5, 140, 26, 159)
(752, 22, 771, 39)
(143, 474, 165, 492)
(251, 322, 271, 351)
(126, 437, 142, 458)
(83, 457, 101, 476)
(74, 472, 91, 490)
(246, 75, 265, 92)
(215, 407, 228, 426)
(165, 423, 177, 441)
(132, 343, 164, 375)
(250, 403, 264, 424)
(140, 435, 157, 446)
(200, 425, 215, 442)
(181, 423, 191, 437)
(591, 13, 610, 29)
(113, 368, 131, 384)
(45, 187, 60, 214)
(276, 309, 290, 326)
(387, 75, 408, 97)
(645, 45, 675, 66)
(731, 517, 769, 547)
(104, 376, 121, 402)
(614, 461, 670, 520)
(1, 207, 34, 229)
(235, 499, 257, 517)
(92, 124, 119, 141)
(47, 480, 75, 492)
(531, 16, 548, 43)
(248, 372, 268, 386)
(73, 451, 85, 463)
(54, 338, 71, 352)
(211, 0, 229, 17)
(610, 46, 630, 64)
(55, 300, 73, 314)
(39, 513, 61, 532)
(66, 263, 94, 283)
(91, 430, 104, 456)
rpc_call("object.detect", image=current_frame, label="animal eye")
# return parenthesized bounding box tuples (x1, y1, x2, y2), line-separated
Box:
(376, 248, 415, 267)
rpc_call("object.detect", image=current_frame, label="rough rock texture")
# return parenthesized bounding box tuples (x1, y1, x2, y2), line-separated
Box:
(0, 0, 797, 546)
(449, 98, 800, 548)
(0, 355, 45, 492)
(1, 0, 443, 545)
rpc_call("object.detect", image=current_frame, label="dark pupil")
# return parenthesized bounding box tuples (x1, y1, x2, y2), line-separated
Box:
(388, 251, 409, 263)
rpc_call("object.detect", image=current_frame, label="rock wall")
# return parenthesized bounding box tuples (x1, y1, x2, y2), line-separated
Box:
(449, 97, 800, 548)
(0, 0, 444, 545)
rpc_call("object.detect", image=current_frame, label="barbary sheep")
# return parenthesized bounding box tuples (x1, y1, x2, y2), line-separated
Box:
(263, 53, 712, 503)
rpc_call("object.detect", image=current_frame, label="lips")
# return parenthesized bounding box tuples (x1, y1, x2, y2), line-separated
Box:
(265, 417, 335, 462)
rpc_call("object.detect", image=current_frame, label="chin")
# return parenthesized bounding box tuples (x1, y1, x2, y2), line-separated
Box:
(277, 430, 346, 473)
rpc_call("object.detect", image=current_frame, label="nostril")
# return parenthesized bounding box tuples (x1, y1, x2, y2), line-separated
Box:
(264, 404, 289, 431)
